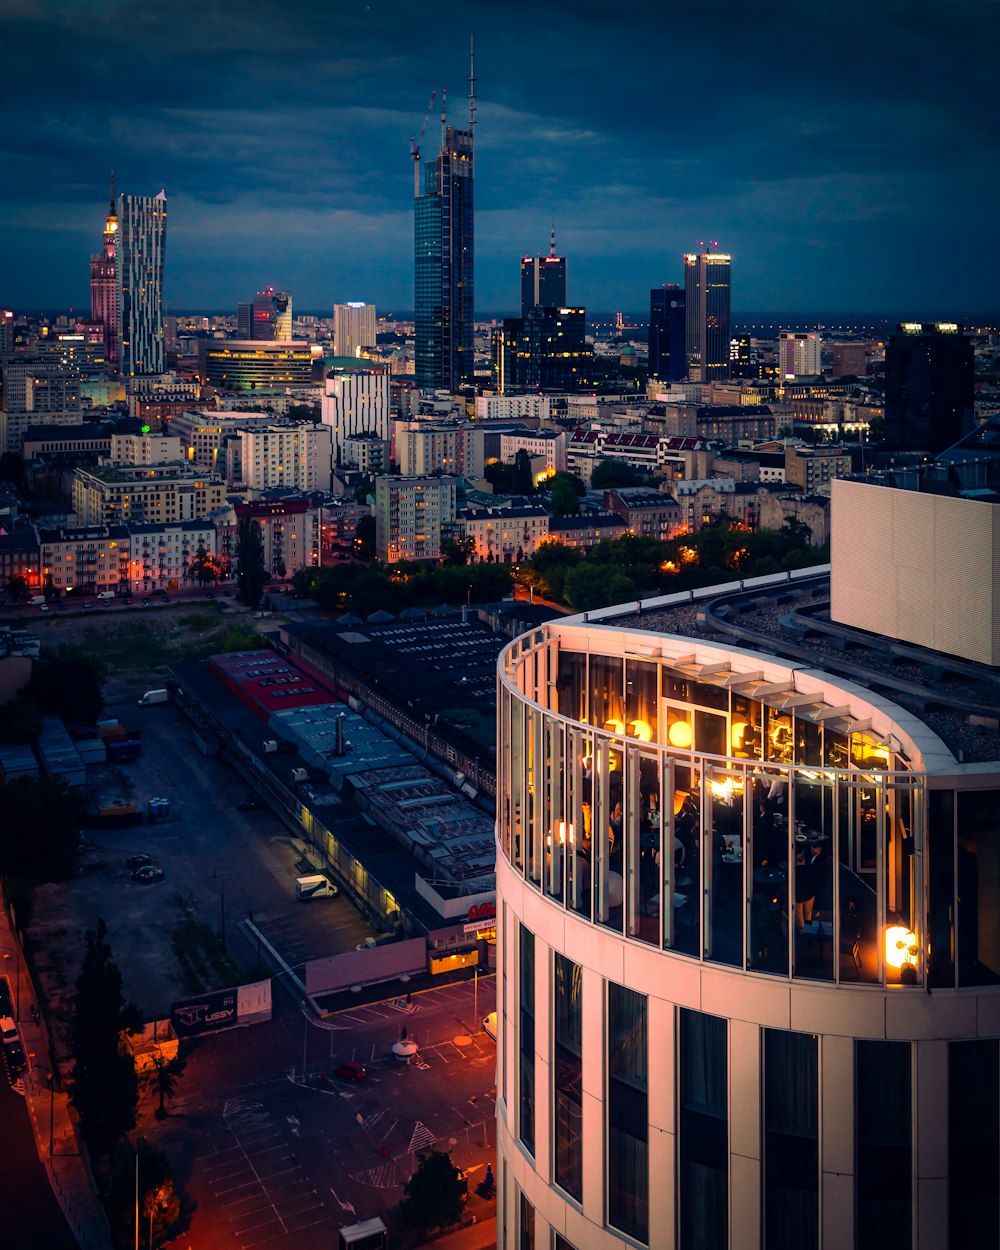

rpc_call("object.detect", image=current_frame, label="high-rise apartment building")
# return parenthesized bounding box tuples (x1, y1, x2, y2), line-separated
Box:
(333, 302, 377, 359)
(236, 423, 332, 493)
(236, 302, 252, 339)
(777, 330, 822, 380)
(521, 230, 566, 316)
(492, 307, 593, 394)
(320, 367, 390, 465)
(648, 284, 686, 382)
(684, 251, 731, 381)
(117, 190, 167, 377)
(0, 309, 14, 356)
(414, 56, 475, 391)
(375, 475, 456, 562)
(90, 175, 119, 366)
(884, 322, 975, 453)
(251, 288, 292, 340)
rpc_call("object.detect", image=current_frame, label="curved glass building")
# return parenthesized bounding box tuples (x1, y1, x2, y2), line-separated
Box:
(495, 612, 1000, 1250)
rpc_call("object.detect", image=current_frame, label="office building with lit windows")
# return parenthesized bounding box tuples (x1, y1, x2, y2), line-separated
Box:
(413, 64, 475, 391)
(116, 190, 167, 377)
(684, 252, 732, 382)
(333, 302, 377, 359)
(495, 563, 1000, 1249)
(522, 234, 567, 316)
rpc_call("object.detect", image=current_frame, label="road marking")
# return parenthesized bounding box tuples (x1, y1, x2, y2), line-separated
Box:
(408, 1121, 437, 1153)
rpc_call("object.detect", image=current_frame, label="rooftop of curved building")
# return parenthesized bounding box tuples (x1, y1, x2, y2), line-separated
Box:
(576, 567, 1000, 765)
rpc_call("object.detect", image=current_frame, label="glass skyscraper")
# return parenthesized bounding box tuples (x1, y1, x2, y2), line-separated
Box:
(117, 190, 167, 377)
(684, 251, 731, 382)
(648, 283, 686, 382)
(414, 87, 475, 392)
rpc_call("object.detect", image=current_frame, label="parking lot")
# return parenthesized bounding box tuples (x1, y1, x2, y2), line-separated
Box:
(29, 698, 378, 1055)
(142, 973, 497, 1249)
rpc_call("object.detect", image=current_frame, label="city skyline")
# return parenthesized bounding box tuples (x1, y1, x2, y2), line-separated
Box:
(0, 1, 996, 314)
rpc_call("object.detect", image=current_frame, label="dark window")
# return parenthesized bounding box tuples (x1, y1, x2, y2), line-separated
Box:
(957, 790, 1000, 986)
(519, 1188, 535, 1250)
(927, 789, 955, 987)
(949, 1038, 999, 1244)
(607, 981, 648, 1242)
(763, 1030, 818, 1250)
(519, 925, 535, 1155)
(856, 1040, 911, 1250)
(553, 953, 583, 1200)
(679, 1008, 728, 1250)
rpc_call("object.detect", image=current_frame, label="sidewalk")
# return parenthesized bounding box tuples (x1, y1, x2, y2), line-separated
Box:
(1, 904, 111, 1250)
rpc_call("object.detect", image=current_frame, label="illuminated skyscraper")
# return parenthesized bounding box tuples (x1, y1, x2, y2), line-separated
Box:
(333, 302, 377, 358)
(684, 250, 731, 382)
(251, 288, 292, 339)
(885, 322, 975, 453)
(117, 190, 167, 377)
(90, 174, 119, 366)
(414, 46, 475, 391)
(777, 330, 822, 380)
(521, 228, 566, 316)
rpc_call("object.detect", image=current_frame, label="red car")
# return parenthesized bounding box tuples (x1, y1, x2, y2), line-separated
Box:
(333, 1061, 367, 1083)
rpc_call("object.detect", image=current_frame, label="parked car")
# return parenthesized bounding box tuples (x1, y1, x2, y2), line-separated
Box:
(482, 1011, 497, 1042)
(333, 1061, 367, 1084)
(132, 865, 164, 884)
(126, 852, 152, 869)
(4, 1039, 26, 1077)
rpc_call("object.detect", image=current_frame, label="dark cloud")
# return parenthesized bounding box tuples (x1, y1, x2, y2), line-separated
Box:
(0, 0, 996, 312)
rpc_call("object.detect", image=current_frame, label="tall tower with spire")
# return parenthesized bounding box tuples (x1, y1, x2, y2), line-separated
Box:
(413, 40, 475, 391)
(90, 173, 119, 365)
(520, 225, 567, 316)
(117, 188, 167, 377)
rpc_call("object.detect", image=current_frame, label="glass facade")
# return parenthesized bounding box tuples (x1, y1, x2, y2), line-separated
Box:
(499, 632, 949, 989)
(552, 953, 583, 1200)
(414, 124, 474, 391)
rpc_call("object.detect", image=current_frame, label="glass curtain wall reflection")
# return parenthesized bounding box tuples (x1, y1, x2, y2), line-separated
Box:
(678, 1008, 728, 1250)
(552, 953, 583, 1200)
(607, 982, 648, 1242)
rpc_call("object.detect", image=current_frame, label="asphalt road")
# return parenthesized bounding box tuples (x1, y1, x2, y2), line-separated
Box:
(141, 973, 498, 1250)
(0, 1077, 77, 1250)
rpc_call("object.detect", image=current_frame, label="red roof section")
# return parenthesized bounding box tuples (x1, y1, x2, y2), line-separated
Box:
(209, 650, 333, 720)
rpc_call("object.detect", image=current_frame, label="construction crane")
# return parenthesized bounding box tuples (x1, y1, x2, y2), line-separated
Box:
(410, 90, 436, 197)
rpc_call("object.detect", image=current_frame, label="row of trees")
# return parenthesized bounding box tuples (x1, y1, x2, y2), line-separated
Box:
(520, 518, 824, 611)
(484, 453, 649, 517)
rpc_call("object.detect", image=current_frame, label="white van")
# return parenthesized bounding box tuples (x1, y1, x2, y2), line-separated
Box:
(0, 1016, 17, 1045)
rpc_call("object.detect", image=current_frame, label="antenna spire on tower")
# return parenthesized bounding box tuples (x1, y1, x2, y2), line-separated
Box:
(109, 170, 115, 212)
(550, 221, 556, 256)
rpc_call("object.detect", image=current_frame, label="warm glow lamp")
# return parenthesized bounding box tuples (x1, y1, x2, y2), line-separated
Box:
(668, 719, 693, 749)
(604, 719, 626, 735)
(884, 925, 917, 970)
(630, 719, 653, 742)
(730, 719, 748, 750)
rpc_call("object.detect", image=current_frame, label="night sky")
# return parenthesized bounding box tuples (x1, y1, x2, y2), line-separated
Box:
(0, 0, 995, 315)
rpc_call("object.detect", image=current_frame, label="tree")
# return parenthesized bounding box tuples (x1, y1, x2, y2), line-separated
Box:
(187, 544, 219, 587)
(512, 447, 534, 495)
(563, 562, 636, 611)
(400, 1150, 467, 1237)
(25, 645, 105, 724)
(354, 514, 376, 560)
(149, 1051, 186, 1119)
(548, 475, 581, 516)
(236, 515, 266, 608)
(441, 535, 476, 566)
(70, 919, 142, 1156)
(5, 574, 30, 603)
(591, 458, 643, 489)
(106, 1138, 182, 1250)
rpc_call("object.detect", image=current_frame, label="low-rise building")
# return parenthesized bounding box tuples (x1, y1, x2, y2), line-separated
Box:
(0, 528, 41, 591)
(22, 423, 112, 466)
(109, 433, 184, 465)
(395, 419, 463, 477)
(222, 498, 320, 578)
(498, 428, 567, 476)
(785, 444, 853, 493)
(128, 520, 217, 590)
(603, 487, 683, 541)
(457, 501, 551, 563)
(473, 394, 552, 422)
(72, 463, 226, 526)
(341, 435, 388, 475)
(547, 511, 627, 550)
(236, 423, 332, 492)
(757, 489, 830, 545)
(38, 525, 131, 594)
